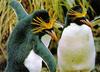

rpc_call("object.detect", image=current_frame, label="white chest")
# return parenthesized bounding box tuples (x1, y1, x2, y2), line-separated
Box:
(57, 24, 96, 71)
(24, 50, 42, 72)
(24, 34, 51, 72)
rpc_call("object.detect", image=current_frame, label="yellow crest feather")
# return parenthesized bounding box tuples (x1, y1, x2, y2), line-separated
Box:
(67, 3, 87, 18)
(32, 12, 56, 33)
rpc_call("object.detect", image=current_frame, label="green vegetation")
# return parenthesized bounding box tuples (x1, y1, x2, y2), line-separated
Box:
(0, 0, 100, 72)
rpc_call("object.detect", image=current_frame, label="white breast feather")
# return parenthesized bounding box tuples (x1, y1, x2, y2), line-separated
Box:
(24, 50, 42, 72)
(58, 23, 96, 71)
(24, 34, 51, 72)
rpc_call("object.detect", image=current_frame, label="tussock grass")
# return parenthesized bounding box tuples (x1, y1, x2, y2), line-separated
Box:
(0, 0, 16, 60)
(0, 0, 100, 71)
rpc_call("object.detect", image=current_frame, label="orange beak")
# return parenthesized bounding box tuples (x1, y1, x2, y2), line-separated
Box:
(46, 30, 58, 42)
(80, 19, 93, 29)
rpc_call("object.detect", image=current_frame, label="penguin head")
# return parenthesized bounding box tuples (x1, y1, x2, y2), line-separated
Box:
(67, 4, 93, 28)
(32, 10, 58, 41)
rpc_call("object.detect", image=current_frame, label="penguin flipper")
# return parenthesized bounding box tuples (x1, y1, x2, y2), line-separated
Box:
(10, 0, 28, 20)
(33, 37, 56, 72)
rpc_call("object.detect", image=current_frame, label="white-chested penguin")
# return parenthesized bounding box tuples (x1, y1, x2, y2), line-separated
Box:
(5, 0, 57, 72)
(57, 4, 96, 72)
(24, 10, 58, 72)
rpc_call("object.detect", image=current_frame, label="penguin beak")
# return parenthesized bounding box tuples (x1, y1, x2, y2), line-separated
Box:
(46, 30, 58, 42)
(80, 18, 93, 29)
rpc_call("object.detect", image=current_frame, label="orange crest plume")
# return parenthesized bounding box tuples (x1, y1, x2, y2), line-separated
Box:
(32, 11, 57, 33)
(67, 3, 87, 18)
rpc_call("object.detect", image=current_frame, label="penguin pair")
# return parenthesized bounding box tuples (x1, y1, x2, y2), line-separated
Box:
(57, 4, 96, 72)
(5, 0, 57, 72)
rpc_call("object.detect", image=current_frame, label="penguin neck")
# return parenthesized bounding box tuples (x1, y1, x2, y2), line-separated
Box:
(69, 23, 82, 28)
(71, 21, 83, 26)
(68, 18, 84, 26)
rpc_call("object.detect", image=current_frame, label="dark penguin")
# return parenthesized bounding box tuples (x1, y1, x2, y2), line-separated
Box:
(5, 0, 57, 72)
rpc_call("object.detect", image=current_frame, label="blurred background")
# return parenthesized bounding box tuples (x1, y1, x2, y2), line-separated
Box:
(0, 0, 100, 72)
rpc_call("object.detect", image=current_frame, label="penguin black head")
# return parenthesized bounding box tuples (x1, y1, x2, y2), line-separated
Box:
(66, 4, 93, 28)
(67, 4, 87, 25)
(32, 10, 58, 41)
(33, 10, 50, 23)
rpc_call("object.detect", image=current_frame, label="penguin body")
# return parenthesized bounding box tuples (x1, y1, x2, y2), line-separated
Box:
(57, 5, 96, 72)
(58, 23, 96, 72)
(5, 19, 34, 72)
(7, 1, 43, 72)
(5, 1, 57, 72)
